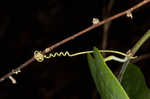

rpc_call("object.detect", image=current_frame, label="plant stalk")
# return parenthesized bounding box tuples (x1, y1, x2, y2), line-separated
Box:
(118, 29, 150, 82)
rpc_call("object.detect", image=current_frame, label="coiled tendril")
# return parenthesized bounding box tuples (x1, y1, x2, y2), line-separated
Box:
(34, 51, 72, 62)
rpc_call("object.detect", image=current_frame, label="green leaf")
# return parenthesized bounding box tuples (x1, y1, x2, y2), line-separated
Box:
(122, 63, 150, 99)
(87, 47, 129, 99)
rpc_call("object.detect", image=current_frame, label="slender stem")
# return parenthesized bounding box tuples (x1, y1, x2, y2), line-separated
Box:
(132, 30, 150, 55)
(132, 53, 150, 63)
(0, 0, 150, 82)
(102, 0, 114, 52)
(71, 50, 129, 57)
(118, 29, 150, 82)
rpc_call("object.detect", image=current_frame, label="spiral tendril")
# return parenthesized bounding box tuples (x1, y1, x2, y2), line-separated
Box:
(44, 51, 72, 59)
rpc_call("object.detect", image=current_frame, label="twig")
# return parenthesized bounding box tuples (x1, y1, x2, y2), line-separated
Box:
(118, 29, 150, 82)
(132, 53, 150, 63)
(101, 0, 114, 56)
(0, 0, 150, 82)
(102, 0, 114, 49)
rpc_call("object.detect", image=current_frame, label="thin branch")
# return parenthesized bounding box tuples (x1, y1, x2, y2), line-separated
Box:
(101, 0, 114, 56)
(0, 0, 150, 82)
(132, 53, 150, 63)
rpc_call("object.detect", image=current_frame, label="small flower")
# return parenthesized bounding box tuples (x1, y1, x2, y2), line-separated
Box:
(126, 11, 133, 19)
(34, 51, 44, 62)
(92, 18, 100, 24)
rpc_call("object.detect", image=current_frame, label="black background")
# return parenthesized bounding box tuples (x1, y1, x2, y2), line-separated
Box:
(0, 0, 150, 99)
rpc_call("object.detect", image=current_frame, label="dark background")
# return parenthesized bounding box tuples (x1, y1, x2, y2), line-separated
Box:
(0, 0, 150, 99)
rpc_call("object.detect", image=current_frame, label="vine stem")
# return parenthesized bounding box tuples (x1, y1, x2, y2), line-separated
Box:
(0, 0, 150, 82)
(118, 29, 150, 82)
